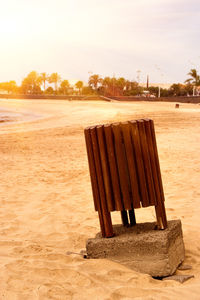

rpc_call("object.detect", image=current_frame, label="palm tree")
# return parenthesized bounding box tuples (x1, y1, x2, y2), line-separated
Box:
(102, 77, 112, 89)
(185, 69, 200, 86)
(40, 72, 48, 91)
(88, 74, 102, 90)
(21, 71, 42, 94)
(101, 76, 118, 96)
(49, 73, 61, 92)
(60, 80, 70, 95)
(110, 76, 117, 96)
(75, 81, 83, 94)
(117, 77, 126, 90)
(125, 80, 131, 91)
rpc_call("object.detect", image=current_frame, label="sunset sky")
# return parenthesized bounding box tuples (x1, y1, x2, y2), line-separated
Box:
(0, 0, 200, 85)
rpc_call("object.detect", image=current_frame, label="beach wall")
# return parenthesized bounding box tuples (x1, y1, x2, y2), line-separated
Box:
(1, 93, 200, 103)
(0, 94, 102, 101)
(110, 96, 200, 103)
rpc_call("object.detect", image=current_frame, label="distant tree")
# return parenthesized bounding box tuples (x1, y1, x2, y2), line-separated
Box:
(88, 74, 102, 90)
(20, 71, 42, 94)
(117, 77, 126, 90)
(101, 76, 133, 96)
(184, 83, 193, 96)
(59, 80, 70, 95)
(0, 81, 17, 94)
(101, 76, 112, 95)
(102, 77, 112, 88)
(45, 87, 54, 95)
(48, 73, 61, 93)
(20, 78, 29, 94)
(170, 83, 186, 96)
(75, 81, 83, 94)
(185, 69, 200, 86)
(110, 77, 118, 95)
(101, 76, 118, 96)
(125, 80, 131, 91)
(32, 85, 42, 94)
(130, 81, 140, 91)
(39, 72, 48, 91)
(160, 88, 172, 97)
(114, 77, 126, 96)
(82, 86, 95, 95)
(148, 86, 159, 96)
(124, 81, 143, 96)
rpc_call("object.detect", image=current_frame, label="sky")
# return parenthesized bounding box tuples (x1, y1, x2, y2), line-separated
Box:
(0, 0, 200, 85)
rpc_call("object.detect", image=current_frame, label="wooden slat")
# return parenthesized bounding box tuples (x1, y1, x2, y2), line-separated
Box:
(121, 210, 129, 226)
(84, 127, 100, 211)
(96, 125, 115, 211)
(112, 123, 132, 210)
(143, 119, 159, 206)
(129, 207, 136, 226)
(90, 126, 114, 237)
(143, 118, 164, 229)
(137, 120, 156, 206)
(129, 121, 149, 207)
(149, 120, 165, 203)
(149, 120, 167, 229)
(97, 210, 106, 238)
(84, 128, 105, 236)
(121, 122, 141, 208)
(104, 124, 123, 211)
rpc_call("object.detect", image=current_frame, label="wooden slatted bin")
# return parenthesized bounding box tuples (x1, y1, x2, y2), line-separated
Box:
(84, 119, 167, 238)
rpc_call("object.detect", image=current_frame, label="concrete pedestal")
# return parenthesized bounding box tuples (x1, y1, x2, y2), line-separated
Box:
(86, 220, 185, 277)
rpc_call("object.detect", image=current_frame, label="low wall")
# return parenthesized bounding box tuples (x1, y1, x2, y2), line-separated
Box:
(1, 94, 200, 104)
(110, 96, 200, 104)
(0, 94, 102, 101)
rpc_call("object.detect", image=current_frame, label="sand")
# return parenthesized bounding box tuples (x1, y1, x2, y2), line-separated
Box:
(0, 98, 200, 299)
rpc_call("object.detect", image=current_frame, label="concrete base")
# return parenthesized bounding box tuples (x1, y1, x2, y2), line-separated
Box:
(86, 220, 185, 277)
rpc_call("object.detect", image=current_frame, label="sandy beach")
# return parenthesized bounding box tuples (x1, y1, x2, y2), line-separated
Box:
(0, 98, 200, 299)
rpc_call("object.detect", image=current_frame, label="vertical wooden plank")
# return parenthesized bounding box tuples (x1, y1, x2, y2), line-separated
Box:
(84, 128, 105, 236)
(137, 120, 156, 206)
(121, 210, 129, 226)
(149, 120, 167, 229)
(97, 210, 106, 238)
(129, 121, 149, 207)
(129, 207, 136, 226)
(90, 126, 114, 237)
(96, 125, 115, 211)
(143, 119, 160, 205)
(149, 120, 165, 202)
(112, 123, 132, 210)
(121, 122, 141, 208)
(104, 124, 123, 211)
(155, 202, 167, 229)
(84, 127, 100, 210)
